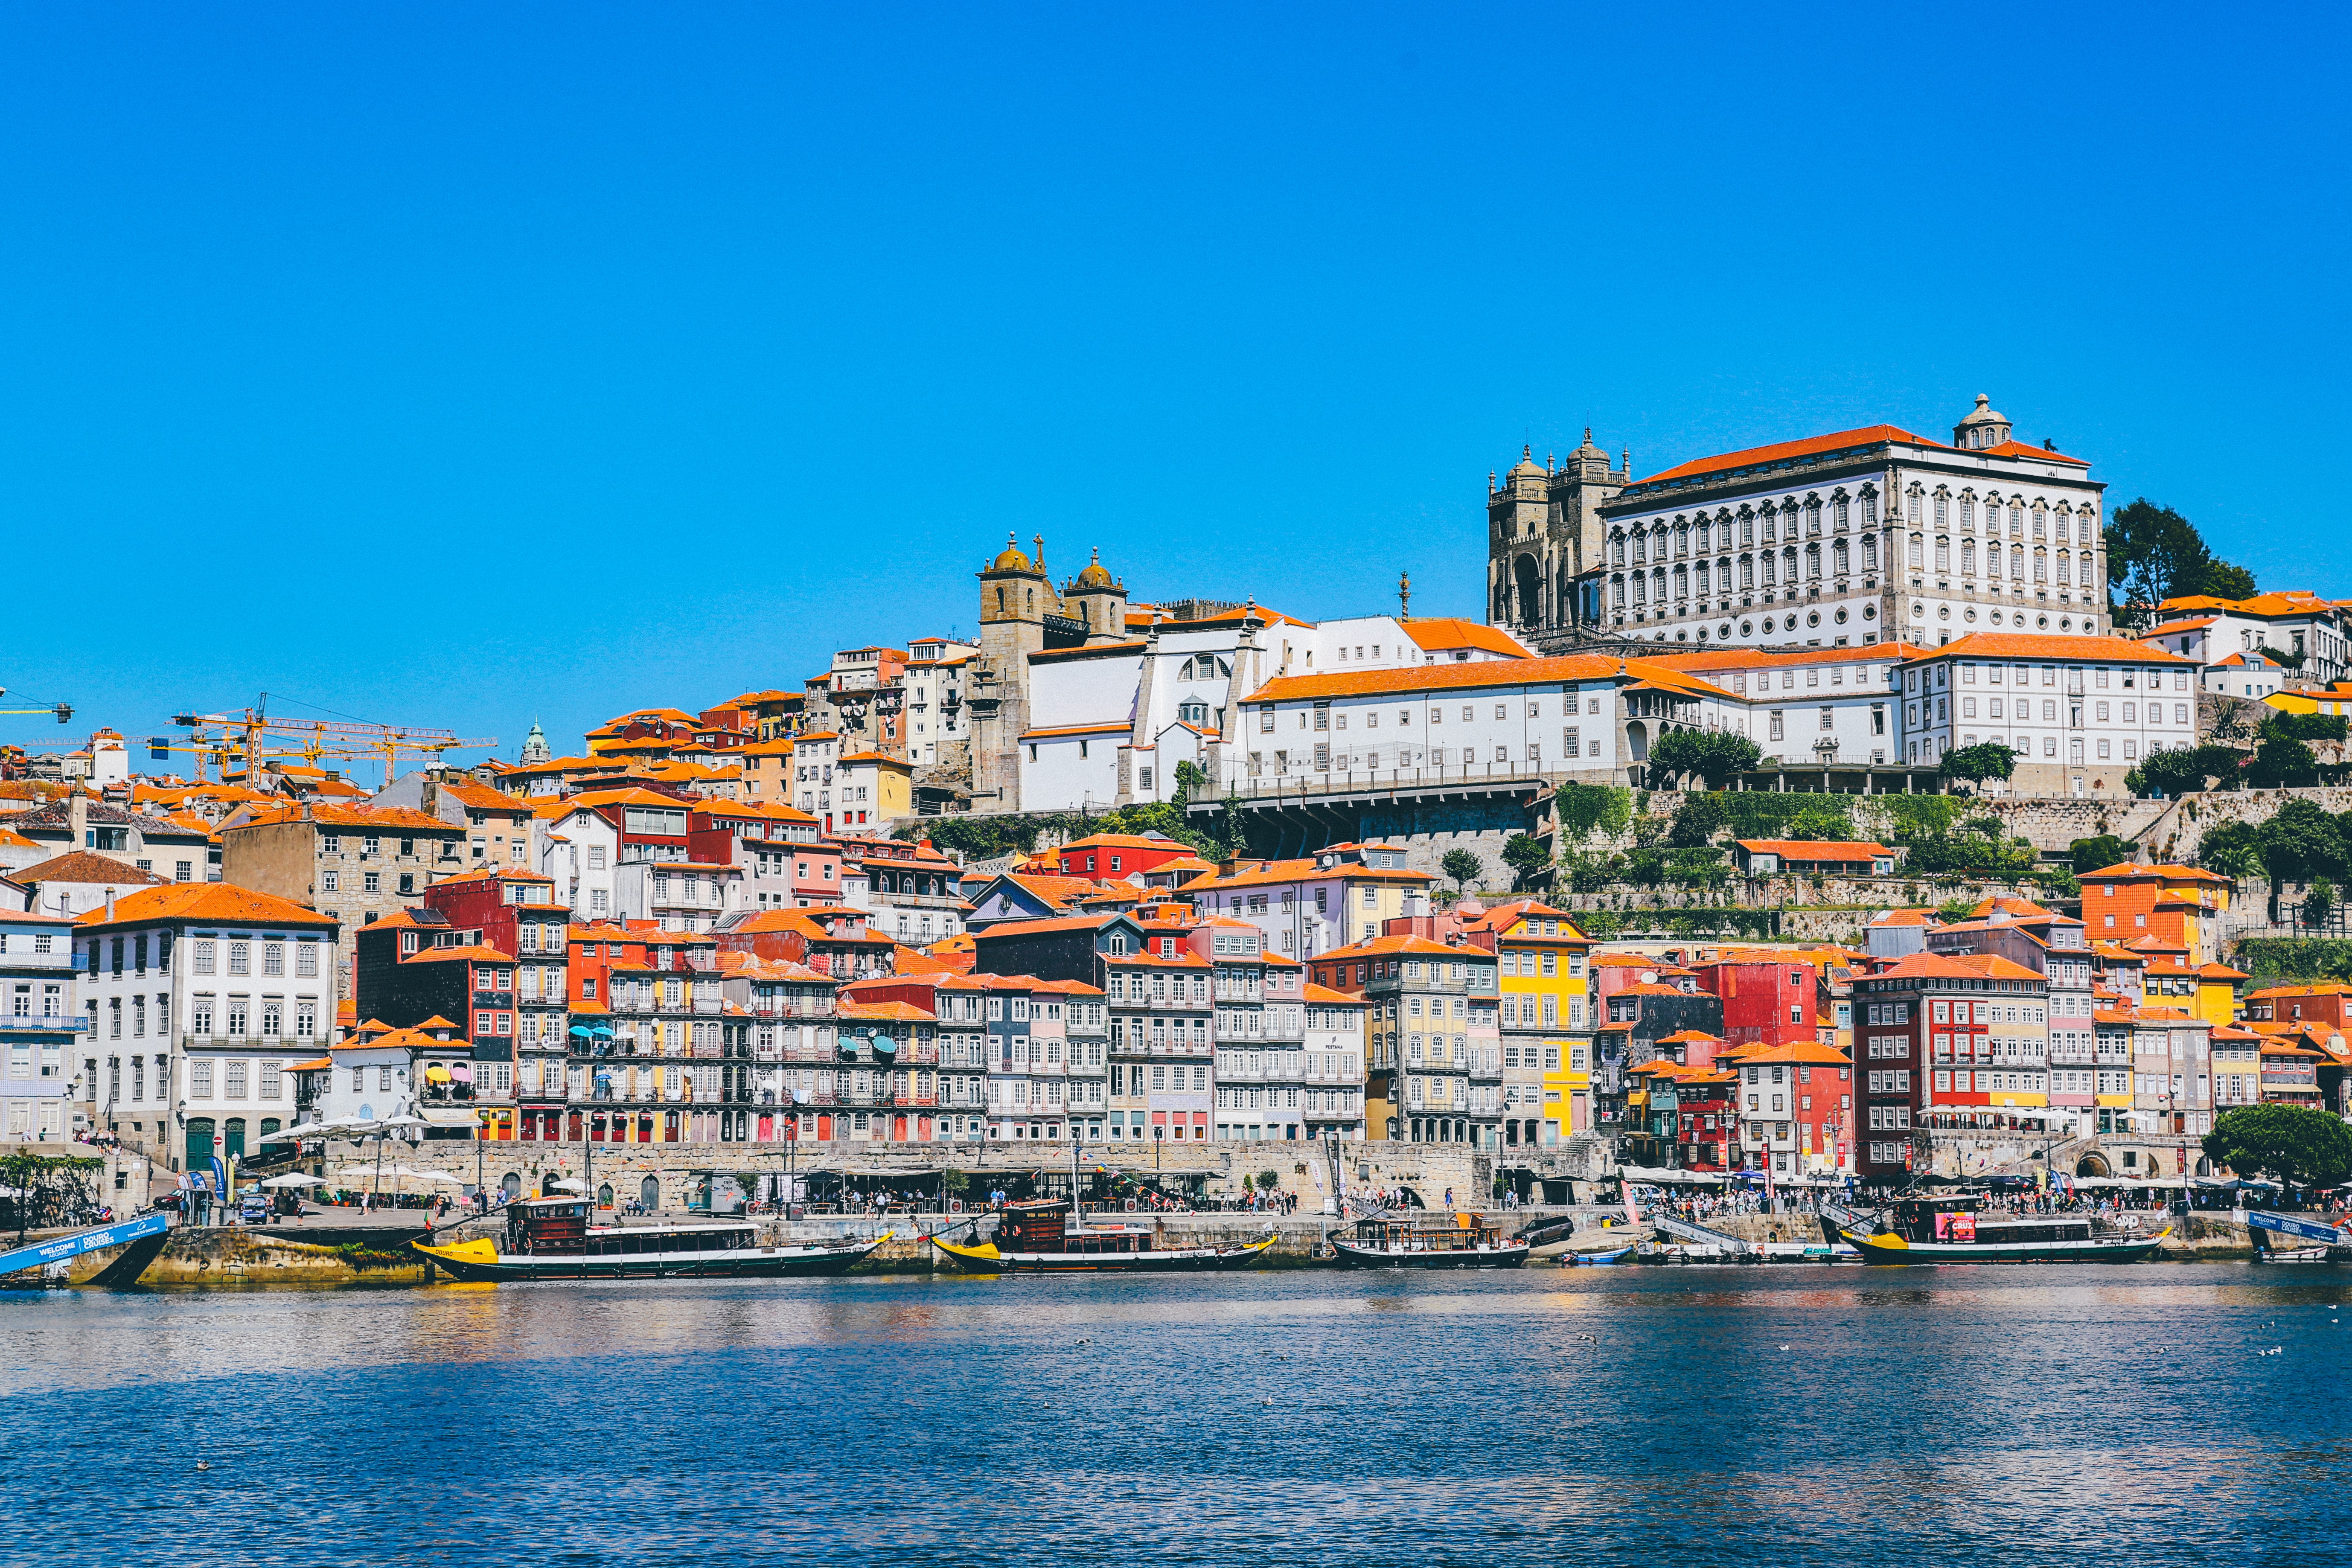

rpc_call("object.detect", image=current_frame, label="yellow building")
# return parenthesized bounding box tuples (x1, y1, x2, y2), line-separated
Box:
(834, 752, 912, 831)
(2193, 962, 2248, 1031)
(2265, 682, 2352, 718)
(1462, 898, 1593, 1145)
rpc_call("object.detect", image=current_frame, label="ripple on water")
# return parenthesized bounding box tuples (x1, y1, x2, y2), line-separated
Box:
(6, 1265, 2352, 1565)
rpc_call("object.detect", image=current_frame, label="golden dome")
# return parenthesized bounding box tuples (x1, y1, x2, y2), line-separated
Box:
(1074, 547, 1115, 589)
(988, 532, 1033, 573)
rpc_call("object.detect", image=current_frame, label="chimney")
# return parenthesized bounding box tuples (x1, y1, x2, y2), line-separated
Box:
(104, 888, 115, 922)
(68, 792, 88, 849)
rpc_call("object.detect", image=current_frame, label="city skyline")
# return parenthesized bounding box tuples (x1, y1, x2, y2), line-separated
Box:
(4, 4, 2346, 760)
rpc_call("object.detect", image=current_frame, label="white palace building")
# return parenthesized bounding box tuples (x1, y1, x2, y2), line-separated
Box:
(1488, 395, 2111, 655)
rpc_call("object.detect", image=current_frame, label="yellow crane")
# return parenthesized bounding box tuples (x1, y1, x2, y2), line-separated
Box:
(164, 694, 496, 788)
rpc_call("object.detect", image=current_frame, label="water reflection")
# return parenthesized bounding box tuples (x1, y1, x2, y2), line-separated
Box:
(7, 1266, 2352, 1565)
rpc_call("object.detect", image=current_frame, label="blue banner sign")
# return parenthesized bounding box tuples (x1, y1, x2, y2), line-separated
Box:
(0, 1211, 171, 1279)
(2246, 1210, 2347, 1245)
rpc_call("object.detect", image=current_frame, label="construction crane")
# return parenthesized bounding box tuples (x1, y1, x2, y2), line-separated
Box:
(0, 685, 73, 724)
(165, 694, 497, 788)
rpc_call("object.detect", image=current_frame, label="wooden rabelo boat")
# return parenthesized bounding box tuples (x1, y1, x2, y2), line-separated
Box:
(929, 1199, 1277, 1274)
(410, 1195, 885, 1282)
(1330, 1211, 1530, 1269)
(1821, 1196, 2168, 1265)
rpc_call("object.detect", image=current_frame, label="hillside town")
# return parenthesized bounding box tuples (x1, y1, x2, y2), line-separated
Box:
(9, 395, 2352, 1211)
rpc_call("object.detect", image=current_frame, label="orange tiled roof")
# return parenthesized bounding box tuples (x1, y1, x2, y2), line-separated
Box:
(1399, 618, 1531, 658)
(1242, 652, 1731, 706)
(76, 883, 337, 929)
(1902, 634, 2194, 666)
(1631, 425, 1937, 486)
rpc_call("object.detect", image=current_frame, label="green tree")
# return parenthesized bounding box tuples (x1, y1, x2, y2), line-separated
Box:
(1499, 833, 1550, 888)
(1782, 803, 1850, 842)
(2197, 819, 2266, 879)
(2307, 877, 2340, 932)
(2247, 735, 2319, 790)
(2257, 798, 2345, 884)
(2202, 1104, 2352, 1187)
(2265, 712, 2349, 743)
(1665, 791, 1729, 847)
(1646, 728, 1763, 789)
(2106, 498, 2258, 628)
(1939, 742, 2020, 790)
(1440, 848, 1483, 893)
(2129, 742, 2249, 797)
(2069, 834, 2133, 875)
(1254, 1170, 1282, 1191)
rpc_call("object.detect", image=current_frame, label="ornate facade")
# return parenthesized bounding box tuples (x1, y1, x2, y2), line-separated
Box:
(965, 538, 1131, 812)
(1491, 397, 2110, 655)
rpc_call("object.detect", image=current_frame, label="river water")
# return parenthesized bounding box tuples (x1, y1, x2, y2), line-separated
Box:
(7, 1265, 2352, 1566)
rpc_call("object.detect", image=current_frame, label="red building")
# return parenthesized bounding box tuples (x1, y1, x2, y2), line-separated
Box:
(1727, 1039, 1855, 1175)
(1686, 949, 1819, 1047)
(1056, 832, 1214, 881)
(1852, 951, 2048, 1181)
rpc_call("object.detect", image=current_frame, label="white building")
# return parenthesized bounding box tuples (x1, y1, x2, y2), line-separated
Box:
(1233, 652, 1738, 790)
(614, 861, 740, 932)
(1648, 641, 1918, 769)
(1301, 982, 1368, 1139)
(3, 910, 82, 1144)
(75, 885, 340, 1177)
(903, 637, 975, 767)
(1576, 396, 2111, 653)
(2143, 591, 2349, 685)
(1016, 610, 1533, 811)
(536, 801, 620, 921)
(1896, 634, 2200, 797)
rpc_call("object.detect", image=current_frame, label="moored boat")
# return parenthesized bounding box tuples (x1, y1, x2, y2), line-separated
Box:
(928, 1199, 1275, 1274)
(1517, 1216, 1581, 1260)
(1330, 1212, 1530, 1269)
(410, 1195, 885, 1282)
(1834, 1196, 2167, 1265)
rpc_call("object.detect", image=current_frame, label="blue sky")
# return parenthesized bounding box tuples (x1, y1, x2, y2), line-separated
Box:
(3, 4, 2345, 768)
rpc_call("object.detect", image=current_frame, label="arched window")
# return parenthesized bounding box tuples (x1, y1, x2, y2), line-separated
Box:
(1026, 588, 1036, 613)
(641, 1175, 660, 1210)
(597, 1183, 615, 1210)
(996, 587, 1007, 614)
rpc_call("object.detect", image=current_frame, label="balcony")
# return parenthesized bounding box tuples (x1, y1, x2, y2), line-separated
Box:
(750, 999, 834, 1019)
(0, 1015, 88, 1034)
